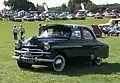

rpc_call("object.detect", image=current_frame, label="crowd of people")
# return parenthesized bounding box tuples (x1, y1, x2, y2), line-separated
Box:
(101, 24, 120, 36)
(12, 24, 25, 40)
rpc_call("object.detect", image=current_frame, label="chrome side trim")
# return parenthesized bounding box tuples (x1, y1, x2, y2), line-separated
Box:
(52, 45, 83, 48)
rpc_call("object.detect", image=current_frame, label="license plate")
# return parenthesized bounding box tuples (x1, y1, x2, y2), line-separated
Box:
(22, 59, 34, 63)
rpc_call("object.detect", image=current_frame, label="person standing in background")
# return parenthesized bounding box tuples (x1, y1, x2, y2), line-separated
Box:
(13, 25, 18, 40)
(19, 24, 25, 39)
(38, 24, 43, 36)
(38, 24, 46, 36)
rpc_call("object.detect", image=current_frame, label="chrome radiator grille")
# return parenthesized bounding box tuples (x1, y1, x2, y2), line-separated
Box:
(15, 43, 51, 57)
(16, 48, 44, 57)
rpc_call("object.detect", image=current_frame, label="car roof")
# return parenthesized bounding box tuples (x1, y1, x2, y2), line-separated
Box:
(45, 24, 88, 29)
(41, 24, 96, 39)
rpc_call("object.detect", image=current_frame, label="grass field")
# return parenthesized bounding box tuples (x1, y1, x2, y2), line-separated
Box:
(0, 18, 120, 83)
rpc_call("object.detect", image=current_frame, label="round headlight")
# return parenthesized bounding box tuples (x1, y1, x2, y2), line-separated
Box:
(15, 40, 23, 49)
(15, 43, 20, 49)
(44, 43, 50, 51)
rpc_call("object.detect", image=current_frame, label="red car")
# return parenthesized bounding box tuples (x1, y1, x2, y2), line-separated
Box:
(104, 13, 117, 18)
(75, 13, 86, 20)
(94, 13, 103, 19)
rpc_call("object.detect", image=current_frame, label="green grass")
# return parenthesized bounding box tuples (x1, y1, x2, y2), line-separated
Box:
(1, 18, 120, 83)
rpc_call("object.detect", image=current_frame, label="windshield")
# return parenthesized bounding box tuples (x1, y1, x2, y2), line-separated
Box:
(40, 26, 71, 38)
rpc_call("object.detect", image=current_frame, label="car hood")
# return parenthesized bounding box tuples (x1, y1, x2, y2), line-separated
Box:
(30, 36, 68, 45)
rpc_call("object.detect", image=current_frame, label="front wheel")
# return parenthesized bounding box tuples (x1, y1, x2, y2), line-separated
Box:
(52, 55, 66, 72)
(92, 57, 102, 66)
(17, 60, 32, 69)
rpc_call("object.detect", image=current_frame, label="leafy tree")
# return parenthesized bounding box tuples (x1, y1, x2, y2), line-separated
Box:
(36, 4, 44, 13)
(61, 3, 68, 12)
(4, 0, 36, 11)
(67, 0, 107, 13)
(68, 0, 76, 13)
(68, 0, 93, 13)
(106, 3, 120, 11)
(49, 6, 62, 13)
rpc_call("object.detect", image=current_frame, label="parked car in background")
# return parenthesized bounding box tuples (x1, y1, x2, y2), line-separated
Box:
(94, 13, 103, 19)
(9, 16, 22, 22)
(33, 15, 44, 21)
(57, 12, 69, 20)
(104, 13, 117, 18)
(48, 15, 57, 20)
(109, 26, 120, 36)
(12, 24, 109, 72)
(66, 14, 76, 20)
(23, 15, 34, 21)
(75, 12, 86, 20)
(57, 14, 67, 20)
(86, 12, 94, 17)
(97, 19, 120, 36)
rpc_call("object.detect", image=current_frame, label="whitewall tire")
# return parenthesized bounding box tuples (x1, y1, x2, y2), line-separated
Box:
(53, 55, 65, 72)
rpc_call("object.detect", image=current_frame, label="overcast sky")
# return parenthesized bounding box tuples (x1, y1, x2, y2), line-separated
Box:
(0, 0, 120, 10)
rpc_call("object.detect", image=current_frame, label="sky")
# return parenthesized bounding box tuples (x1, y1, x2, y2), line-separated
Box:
(0, 0, 120, 10)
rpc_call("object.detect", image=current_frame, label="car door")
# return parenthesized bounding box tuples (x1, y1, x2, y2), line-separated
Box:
(81, 28, 97, 56)
(64, 27, 84, 57)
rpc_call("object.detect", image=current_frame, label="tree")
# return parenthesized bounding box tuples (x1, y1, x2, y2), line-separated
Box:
(68, 0, 76, 13)
(36, 4, 44, 13)
(49, 6, 62, 13)
(106, 3, 120, 11)
(61, 3, 68, 12)
(68, 0, 93, 13)
(4, 0, 36, 11)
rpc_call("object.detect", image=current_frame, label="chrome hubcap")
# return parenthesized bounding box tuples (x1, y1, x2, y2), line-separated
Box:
(53, 55, 65, 72)
(95, 57, 102, 65)
(55, 59, 62, 65)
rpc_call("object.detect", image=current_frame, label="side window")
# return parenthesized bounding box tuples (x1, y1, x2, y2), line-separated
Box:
(83, 29, 94, 39)
(71, 29, 81, 39)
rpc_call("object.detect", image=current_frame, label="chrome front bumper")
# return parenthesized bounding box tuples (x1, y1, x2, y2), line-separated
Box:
(12, 56, 55, 63)
(13, 49, 54, 63)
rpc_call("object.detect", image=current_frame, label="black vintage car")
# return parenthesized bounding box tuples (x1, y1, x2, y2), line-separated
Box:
(12, 24, 109, 72)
